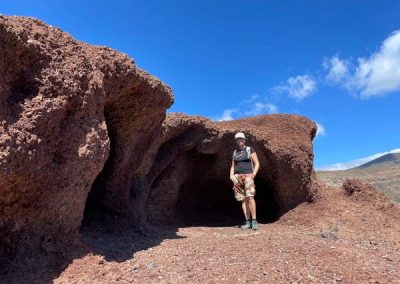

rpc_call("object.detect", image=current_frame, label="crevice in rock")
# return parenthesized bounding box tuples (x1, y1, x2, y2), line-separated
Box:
(82, 97, 138, 225)
(82, 80, 173, 227)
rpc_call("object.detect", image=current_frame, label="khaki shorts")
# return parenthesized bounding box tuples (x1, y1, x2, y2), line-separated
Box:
(230, 174, 256, 201)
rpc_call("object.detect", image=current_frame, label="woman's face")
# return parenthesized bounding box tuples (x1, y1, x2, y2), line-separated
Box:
(235, 138, 245, 147)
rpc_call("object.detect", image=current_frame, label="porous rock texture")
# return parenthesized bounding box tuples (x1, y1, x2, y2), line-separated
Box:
(0, 15, 318, 262)
(142, 113, 317, 226)
(341, 178, 392, 210)
(0, 16, 173, 257)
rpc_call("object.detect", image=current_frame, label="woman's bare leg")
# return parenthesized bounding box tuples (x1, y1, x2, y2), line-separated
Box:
(248, 197, 257, 220)
(241, 200, 250, 220)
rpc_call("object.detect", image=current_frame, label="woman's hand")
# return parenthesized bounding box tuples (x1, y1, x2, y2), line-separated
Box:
(250, 152, 260, 179)
(230, 174, 238, 184)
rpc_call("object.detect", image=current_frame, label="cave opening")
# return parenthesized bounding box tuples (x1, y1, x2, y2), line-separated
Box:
(81, 105, 121, 226)
(173, 172, 279, 227)
(146, 145, 281, 228)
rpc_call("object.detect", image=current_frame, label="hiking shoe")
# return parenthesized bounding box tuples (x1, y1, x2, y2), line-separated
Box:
(241, 220, 252, 230)
(251, 220, 259, 230)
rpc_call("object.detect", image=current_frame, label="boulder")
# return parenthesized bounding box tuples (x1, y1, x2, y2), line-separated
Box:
(0, 15, 317, 258)
(0, 16, 173, 257)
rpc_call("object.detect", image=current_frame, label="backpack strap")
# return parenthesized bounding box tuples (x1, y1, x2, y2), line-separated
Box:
(245, 146, 251, 159)
(246, 146, 255, 171)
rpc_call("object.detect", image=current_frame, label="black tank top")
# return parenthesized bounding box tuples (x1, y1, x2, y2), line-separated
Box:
(233, 146, 255, 174)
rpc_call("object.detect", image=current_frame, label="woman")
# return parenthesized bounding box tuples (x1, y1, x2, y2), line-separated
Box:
(230, 132, 260, 230)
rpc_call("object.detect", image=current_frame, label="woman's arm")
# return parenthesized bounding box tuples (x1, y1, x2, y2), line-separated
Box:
(251, 152, 260, 177)
(230, 159, 235, 177)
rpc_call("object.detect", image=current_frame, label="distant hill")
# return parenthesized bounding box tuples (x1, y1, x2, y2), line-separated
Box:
(354, 152, 400, 169)
(317, 152, 400, 204)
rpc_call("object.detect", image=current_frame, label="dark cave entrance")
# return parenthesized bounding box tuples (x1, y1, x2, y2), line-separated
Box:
(146, 146, 281, 228)
(174, 174, 279, 227)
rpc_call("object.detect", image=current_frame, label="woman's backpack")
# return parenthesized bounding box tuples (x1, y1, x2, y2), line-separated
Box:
(233, 146, 254, 171)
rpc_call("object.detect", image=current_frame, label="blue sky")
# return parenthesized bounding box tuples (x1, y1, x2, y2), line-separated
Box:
(2, 0, 400, 169)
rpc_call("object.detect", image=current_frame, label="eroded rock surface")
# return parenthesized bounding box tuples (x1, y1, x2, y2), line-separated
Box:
(0, 15, 317, 262)
(142, 113, 317, 226)
(0, 16, 173, 257)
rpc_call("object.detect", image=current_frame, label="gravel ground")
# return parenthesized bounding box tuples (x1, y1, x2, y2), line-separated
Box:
(54, 184, 400, 284)
(3, 183, 400, 283)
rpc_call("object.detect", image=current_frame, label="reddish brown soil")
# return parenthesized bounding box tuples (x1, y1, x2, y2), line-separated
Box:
(3, 181, 398, 283)
(59, 183, 400, 283)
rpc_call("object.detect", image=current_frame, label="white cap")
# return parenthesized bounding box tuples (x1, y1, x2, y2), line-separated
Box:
(234, 132, 246, 139)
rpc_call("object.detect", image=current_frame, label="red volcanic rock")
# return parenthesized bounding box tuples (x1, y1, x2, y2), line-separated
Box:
(143, 113, 317, 226)
(342, 178, 392, 210)
(0, 15, 317, 261)
(342, 178, 374, 196)
(0, 16, 173, 257)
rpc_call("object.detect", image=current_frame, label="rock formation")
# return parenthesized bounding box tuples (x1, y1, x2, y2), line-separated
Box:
(0, 15, 317, 259)
(0, 16, 173, 257)
(142, 113, 317, 226)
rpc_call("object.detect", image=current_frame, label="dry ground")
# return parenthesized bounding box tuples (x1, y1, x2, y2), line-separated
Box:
(57, 183, 400, 283)
(2, 182, 400, 284)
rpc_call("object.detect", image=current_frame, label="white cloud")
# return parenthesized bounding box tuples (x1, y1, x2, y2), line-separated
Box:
(215, 108, 237, 121)
(244, 102, 278, 116)
(324, 30, 400, 98)
(274, 75, 317, 101)
(317, 148, 400, 171)
(351, 30, 400, 98)
(242, 94, 260, 104)
(266, 103, 278, 114)
(214, 94, 278, 121)
(315, 122, 326, 137)
(323, 55, 350, 83)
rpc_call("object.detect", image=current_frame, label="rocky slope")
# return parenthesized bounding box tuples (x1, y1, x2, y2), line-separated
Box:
(355, 152, 400, 169)
(317, 153, 400, 204)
